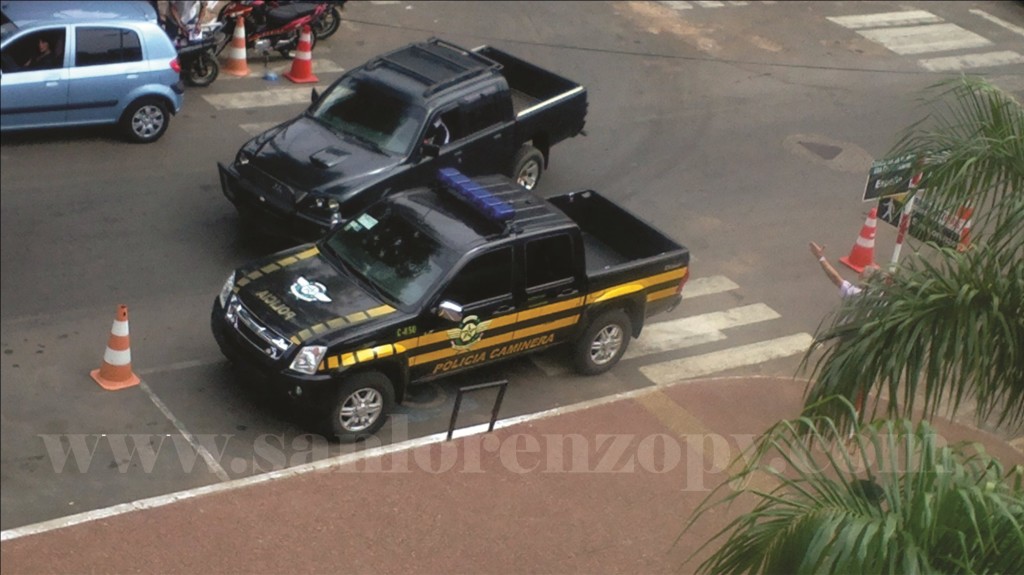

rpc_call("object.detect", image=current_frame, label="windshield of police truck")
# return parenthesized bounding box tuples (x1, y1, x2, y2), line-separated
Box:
(309, 76, 425, 156)
(322, 202, 458, 307)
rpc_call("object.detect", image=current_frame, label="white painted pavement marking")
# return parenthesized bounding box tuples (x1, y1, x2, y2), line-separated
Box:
(639, 333, 813, 385)
(218, 58, 345, 80)
(663, 1, 693, 9)
(240, 121, 284, 136)
(919, 51, 1024, 72)
(694, 1, 725, 7)
(827, 10, 942, 30)
(857, 23, 992, 55)
(139, 381, 230, 482)
(682, 275, 740, 299)
(970, 9, 1024, 37)
(622, 303, 780, 360)
(202, 87, 315, 110)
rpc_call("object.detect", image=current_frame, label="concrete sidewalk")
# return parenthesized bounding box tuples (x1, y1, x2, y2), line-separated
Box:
(2, 376, 1021, 575)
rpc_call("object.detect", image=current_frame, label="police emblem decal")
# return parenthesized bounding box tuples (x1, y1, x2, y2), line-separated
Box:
(290, 276, 332, 303)
(446, 315, 492, 351)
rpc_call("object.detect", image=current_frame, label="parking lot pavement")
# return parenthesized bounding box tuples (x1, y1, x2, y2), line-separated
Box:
(2, 376, 1020, 575)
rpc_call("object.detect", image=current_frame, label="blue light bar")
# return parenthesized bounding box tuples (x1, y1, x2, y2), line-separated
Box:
(437, 168, 515, 222)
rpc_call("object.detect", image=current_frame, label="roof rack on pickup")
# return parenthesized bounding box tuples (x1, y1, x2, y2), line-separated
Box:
(363, 37, 503, 97)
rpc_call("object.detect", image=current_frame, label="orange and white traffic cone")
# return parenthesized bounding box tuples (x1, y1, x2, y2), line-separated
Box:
(955, 206, 973, 252)
(840, 207, 878, 273)
(222, 16, 250, 77)
(90, 305, 140, 391)
(284, 25, 318, 84)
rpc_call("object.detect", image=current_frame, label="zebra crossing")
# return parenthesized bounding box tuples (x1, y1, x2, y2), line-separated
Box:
(530, 275, 814, 386)
(828, 9, 1024, 72)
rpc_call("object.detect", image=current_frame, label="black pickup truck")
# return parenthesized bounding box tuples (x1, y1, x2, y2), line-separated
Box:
(218, 37, 588, 241)
(212, 169, 689, 442)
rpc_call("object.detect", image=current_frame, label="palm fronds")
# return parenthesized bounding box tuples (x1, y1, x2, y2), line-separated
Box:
(682, 402, 1024, 574)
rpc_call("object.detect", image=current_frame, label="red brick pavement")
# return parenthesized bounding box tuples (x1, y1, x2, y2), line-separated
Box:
(2, 377, 1021, 575)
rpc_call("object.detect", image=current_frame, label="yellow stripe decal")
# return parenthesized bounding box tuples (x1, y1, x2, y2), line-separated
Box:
(342, 352, 357, 366)
(647, 287, 679, 302)
(290, 336, 302, 345)
(278, 255, 298, 267)
(260, 263, 281, 274)
(296, 247, 319, 260)
(311, 323, 328, 335)
(367, 305, 396, 317)
(248, 271, 263, 281)
(587, 284, 644, 305)
(515, 315, 579, 338)
(236, 278, 249, 287)
(346, 311, 369, 323)
(409, 331, 517, 366)
(518, 297, 584, 321)
(327, 355, 340, 369)
(297, 329, 313, 342)
(355, 349, 375, 362)
(327, 317, 348, 330)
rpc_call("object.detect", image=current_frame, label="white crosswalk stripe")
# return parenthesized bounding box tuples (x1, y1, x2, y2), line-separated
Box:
(202, 87, 313, 110)
(640, 333, 814, 384)
(661, 0, 770, 10)
(829, 10, 1021, 72)
(530, 275, 812, 383)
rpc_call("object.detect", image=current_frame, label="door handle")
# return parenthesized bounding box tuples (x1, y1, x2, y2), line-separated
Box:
(492, 133, 502, 140)
(494, 305, 515, 314)
(127, 74, 139, 79)
(558, 288, 579, 297)
(45, 81, 59, 87)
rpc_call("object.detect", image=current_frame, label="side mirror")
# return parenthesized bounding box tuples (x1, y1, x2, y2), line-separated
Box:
(437, 300, 463, 323)
(311, 88, 320, 104)
(421, 142, 440, 158)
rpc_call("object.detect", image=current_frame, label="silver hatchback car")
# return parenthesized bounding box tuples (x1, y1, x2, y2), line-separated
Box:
(0, 1, 184, 143)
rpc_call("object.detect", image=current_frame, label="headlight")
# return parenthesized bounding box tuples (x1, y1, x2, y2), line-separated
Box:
(289, 345, 327, 375)
(219, 271, 236, 308)
(236, 149, 253, 166)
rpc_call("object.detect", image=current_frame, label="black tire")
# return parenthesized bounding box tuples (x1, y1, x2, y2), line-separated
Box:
(512, 145, 544, 190)
(327, 371, 395, 443)
(186, 52, 219, 87)
(312, 6, 342, 39)
(572, 309, 632, 376)
(120, 98, 170, 143)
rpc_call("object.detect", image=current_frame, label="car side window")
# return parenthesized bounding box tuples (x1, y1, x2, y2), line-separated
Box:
(525, 234, 574, 290)
(1, 29, 66, 73)
(441, 247, 513, 307)
(75, 27, 142, 67)
(461, 91, 503, 136)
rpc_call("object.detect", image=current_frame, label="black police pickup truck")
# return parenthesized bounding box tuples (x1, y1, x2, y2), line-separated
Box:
(212, 169, 690, 442)
(218, 37, 588, 241)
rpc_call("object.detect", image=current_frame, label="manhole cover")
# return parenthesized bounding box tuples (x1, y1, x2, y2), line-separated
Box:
(799, 141, 843, 160)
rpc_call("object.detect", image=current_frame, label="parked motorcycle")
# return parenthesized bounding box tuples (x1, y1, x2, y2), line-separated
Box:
(176, 22, 224, 87)
(218, 1, 345, 41)
(216, 1, 328, 58)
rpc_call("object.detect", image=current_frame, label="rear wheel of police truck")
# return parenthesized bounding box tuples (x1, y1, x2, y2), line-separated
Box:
(512, 145, 544, 190)
(573, 309, 632, 375)
(328, 371, 395, 443)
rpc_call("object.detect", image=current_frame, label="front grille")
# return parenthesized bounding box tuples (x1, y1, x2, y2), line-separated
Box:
(243, 167, 296, 213)
(228, 298, 293, 360)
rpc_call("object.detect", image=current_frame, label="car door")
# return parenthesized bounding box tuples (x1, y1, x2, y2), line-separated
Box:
(513, 232, 585, 345)
(410, 246, 518, 381)
(0, 27, 70, 130)
(431, 89, 515, 178)
(66, 25, 143, 125)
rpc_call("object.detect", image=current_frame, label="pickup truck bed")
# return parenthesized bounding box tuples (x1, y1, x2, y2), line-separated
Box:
(550, 191, 685, 276)
(475, 46, 586, 117)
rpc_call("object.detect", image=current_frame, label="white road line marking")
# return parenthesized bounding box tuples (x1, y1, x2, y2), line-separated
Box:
(662, 1, 693, 9)
(727, 1, 749, 5)
(694, 1, 725, 7)
(219, 59, 345, 80)
(639, 333, 813, 385)
(139, 381, 230, 482)
(623, 303, 780, 360)
(827, 10, 942, 30)
(682, 275, 739, 299)
(240, 121, 283, 136)
(969, 9, 1024, 37)
(857, 23, 992, 55)
(202, 87, 316, 110)
(0, 378, 724, 542)
(919, 51, 1024, 72)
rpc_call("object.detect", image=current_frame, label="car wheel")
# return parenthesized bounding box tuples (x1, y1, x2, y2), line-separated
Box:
(512, 145, 544, 190)
(121, 98, 169, 143)
(573, 309, 631, 375)
(328, 371, 395, 443)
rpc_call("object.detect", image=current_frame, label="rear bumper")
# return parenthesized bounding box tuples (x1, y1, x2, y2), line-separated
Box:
(218, 161, 330, 242)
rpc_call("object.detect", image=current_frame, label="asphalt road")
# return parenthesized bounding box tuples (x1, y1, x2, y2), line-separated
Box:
(2, 0, 1022, 531)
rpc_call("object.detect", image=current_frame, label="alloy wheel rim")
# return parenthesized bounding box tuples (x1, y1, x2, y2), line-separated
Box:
(338, 387, 383, 432)
(589, 324, 623, 365)
(132, 105, 164, 138)
(517, 161, 539, 189)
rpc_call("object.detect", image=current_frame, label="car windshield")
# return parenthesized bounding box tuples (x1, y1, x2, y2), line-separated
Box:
(322, 202, 458, 307)
(308, 77, 425, 156)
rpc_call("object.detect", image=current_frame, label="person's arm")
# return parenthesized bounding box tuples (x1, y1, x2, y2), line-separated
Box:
(810, 241, 844, 288)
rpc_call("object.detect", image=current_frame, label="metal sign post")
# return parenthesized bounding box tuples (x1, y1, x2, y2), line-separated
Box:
(890, 173, 921, 267)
